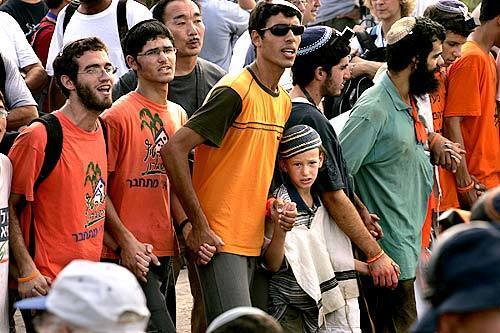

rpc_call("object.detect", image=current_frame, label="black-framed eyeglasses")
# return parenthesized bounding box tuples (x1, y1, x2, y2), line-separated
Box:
(78, 65, 117, 77)
(137, 46, 177, 57)
(259, 24, 305, 37)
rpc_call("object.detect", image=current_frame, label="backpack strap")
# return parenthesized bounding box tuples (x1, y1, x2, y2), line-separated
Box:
(117, 0, 128, 43)
(62, 0, 80, 34)
(0, 53, 5, 97)
(29, 114, 64, 192)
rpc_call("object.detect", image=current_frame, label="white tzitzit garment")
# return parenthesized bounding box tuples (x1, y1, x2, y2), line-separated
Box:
(284, 202, 361, 332)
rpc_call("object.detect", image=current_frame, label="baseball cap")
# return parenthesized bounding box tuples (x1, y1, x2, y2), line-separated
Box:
(470, 186, 500, 222)
(16, 260, 150, 333)
(412, 222, 500, 333)
(206, 306, 278, 333)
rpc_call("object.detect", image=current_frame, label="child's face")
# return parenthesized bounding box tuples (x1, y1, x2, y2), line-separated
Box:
(281, 148, 323, 191)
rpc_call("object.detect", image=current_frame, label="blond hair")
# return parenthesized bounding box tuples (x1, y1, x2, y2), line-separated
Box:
(365, 0, 417, 20)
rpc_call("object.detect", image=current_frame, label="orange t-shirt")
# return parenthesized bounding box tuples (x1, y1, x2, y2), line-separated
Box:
(187, 69, 291, 256)
(9, 111, 107, 279)
(430, 69, 460, 210)
(445, 41, 500, 189)
(101, 92, 187, 258)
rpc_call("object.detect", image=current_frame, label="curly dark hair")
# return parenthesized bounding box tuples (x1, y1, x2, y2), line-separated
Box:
(387, 17, 446, 73)
(292, 30, 350, 88)
(122, 19, 174, 63)
(52, 37, 108, 97)
(423, 4, 474, 37)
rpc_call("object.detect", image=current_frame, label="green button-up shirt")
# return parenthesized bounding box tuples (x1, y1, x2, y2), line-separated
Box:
(339, 72, 433, 280)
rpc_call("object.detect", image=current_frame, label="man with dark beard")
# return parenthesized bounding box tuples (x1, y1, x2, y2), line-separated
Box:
(7, 37, 111, 332)
(339, 17, 452, 333)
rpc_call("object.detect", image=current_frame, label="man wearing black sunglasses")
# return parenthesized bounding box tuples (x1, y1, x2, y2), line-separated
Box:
(162, 0, 303, 325)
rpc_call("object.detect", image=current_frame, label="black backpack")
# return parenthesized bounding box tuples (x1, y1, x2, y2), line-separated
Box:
(24, 113, 107, 256)
(62, 0, 129, 41)
(324, 29, 387, 119)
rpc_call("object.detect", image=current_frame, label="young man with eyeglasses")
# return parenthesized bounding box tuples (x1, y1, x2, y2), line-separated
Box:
(100, 20, 214, 333)
(162, 0, 303, 325)
(8, 37, 111, 332)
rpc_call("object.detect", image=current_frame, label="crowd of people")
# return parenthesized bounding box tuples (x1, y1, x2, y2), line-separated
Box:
(0, 0, 498, 332)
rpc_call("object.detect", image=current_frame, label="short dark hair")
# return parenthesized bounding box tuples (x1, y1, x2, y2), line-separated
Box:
(480, 0, 500, 23)
(53, 37, 108, 97)
(423, 4, 474, 37)
(387, 17, 446, 72)
(122, 19, 174, 62)
(248, 1, 302, 36)
(152, 0, 201, 23)
(292, 33, 350, 87)
(212, 314, 283, 333)
(44, 0, 64, 10)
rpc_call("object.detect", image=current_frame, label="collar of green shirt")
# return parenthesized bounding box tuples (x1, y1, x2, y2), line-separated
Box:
(380, 71, 411, 112)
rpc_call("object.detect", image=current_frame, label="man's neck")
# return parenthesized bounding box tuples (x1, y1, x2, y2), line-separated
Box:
(175, 55, 197, 77)
(249, 59, 284, 93)
(79, 0, 112, 15)
(469, 25, 495, 54)
(136, 79, 169, 105)
(290, 84, 322, 107)
(387, 69, 411, 105)
(60, 99, 100, 132)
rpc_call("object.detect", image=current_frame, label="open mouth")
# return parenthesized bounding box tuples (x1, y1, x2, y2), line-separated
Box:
(97, 85, 111, 95)
(159, 65, 172, 73)
(281, 47, 296, 58)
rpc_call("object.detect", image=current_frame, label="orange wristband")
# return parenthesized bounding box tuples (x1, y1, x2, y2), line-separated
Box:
(17, 269, 40, 283)
(429, 134, 440, 150)
(457, 182, 474, 193)
(367, 250, 385, 264)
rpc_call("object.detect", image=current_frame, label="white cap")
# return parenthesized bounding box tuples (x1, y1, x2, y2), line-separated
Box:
(206, 307, 272, 333)
(16, 260, 150, 333)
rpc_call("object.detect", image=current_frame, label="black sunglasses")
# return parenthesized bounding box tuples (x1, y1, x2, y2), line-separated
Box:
(259, 24, 305, 36)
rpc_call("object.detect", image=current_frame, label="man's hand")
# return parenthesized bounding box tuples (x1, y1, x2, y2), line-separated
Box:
(358, 209, 384, 240)
(197, 243, 217, 265)
(430, 134, 465, 173)
(270, 198, 297, 232)
(458, 176, 486, 209)
(368, 253, 400, 289)
(18, 274, 52, 298)
(186, 223, 225, 258)
(120, 238, 160, 283)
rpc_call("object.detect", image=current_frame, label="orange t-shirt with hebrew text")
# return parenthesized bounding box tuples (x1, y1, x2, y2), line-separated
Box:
(101, 92, 187, 258)
(430, 69, 460, 210)
(8, 111, 107, 280)
(445, 41, 500, 190)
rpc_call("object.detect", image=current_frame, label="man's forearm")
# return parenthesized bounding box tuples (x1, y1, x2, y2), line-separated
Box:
(321, 190, 381, 258)
(23, 64, 49, 96)
(444, 117, 471, 186)
(105, 195, 134, 248)
(8, 195, 37, 276)
(7, 105, 38, 130)
(161, 143, 208, 229)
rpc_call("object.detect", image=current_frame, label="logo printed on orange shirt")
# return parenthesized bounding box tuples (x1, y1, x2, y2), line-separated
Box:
(139, 107, 168, 177)
(84, 162, 106, 229)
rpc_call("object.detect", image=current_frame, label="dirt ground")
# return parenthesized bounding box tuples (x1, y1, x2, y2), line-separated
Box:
(15, 268, 193, 332)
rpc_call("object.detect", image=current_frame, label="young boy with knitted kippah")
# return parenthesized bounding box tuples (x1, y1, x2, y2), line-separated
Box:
(263, 124, 369, 333)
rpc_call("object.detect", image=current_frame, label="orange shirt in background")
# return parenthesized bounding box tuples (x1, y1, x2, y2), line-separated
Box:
(445, 41, 500, 190)
(9, 111, 107, 279)
(430, 69, 460, 211)
(101, 92, 187, 258)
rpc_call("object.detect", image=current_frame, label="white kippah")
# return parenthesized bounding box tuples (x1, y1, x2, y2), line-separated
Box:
(386, 17, 417, 45)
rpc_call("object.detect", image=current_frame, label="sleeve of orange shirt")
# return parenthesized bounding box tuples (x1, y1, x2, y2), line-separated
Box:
(445, 56, 482, 117)
(8, 124, 47, 202)
(101, 108, 124, 174)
